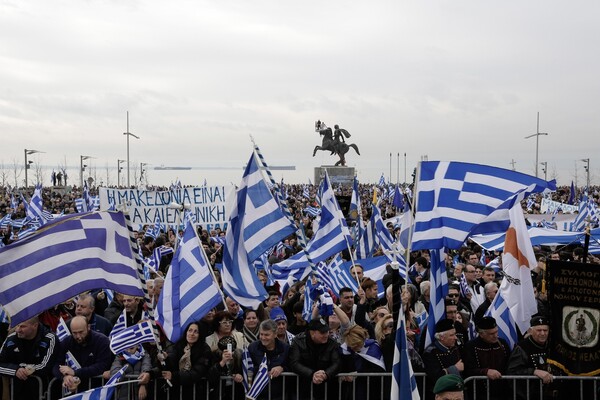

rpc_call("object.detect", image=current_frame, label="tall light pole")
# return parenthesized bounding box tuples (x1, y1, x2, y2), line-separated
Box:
(525, 112, 548, 178)
(123, 111, 140, 188)
(80, 155, 92, 188)
(24, 149, 43, 188)
(540, 161, 547, 181)
(582, 158, 590, 189)
(117, 159, 125, 187)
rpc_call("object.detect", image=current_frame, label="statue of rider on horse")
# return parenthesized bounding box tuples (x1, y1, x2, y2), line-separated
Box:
(313, 120, 360, 166)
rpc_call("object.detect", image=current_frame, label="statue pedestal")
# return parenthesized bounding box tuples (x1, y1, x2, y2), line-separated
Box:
(314, 166, 355, 186)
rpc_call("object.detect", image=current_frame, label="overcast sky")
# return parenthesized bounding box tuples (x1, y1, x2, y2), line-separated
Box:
(1, 0, 599, 188)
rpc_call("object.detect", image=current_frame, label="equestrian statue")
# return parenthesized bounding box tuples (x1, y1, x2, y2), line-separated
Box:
(312, 120, 360, 166)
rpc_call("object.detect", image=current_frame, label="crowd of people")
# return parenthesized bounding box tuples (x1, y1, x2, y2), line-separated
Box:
(0, 182, 599, 400)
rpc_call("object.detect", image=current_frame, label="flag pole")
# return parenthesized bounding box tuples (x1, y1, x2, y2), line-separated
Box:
(121, 207, 171, 387)
(250, 137, 320, 282)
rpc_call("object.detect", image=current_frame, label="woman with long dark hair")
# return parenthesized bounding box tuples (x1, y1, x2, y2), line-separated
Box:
(161, 322, 212, 399)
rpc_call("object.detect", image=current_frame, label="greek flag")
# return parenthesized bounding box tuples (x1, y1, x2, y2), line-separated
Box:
(56, 316, 71, 342)
(242, 345, 254, 392)
(26, 184, 52, 225)
(571, 194, 598, 231)
(110, 310, 127, 338)
(110, 320, 155, 354)
(411, 161, 556, 250)
(303, 206, 321, 217)
(317, 254, 359, 295)
(484, 290, 517, 349)
(391, 303, 420, 400)
(221, 153, 297, 308)
(424, 249, 448, 348)
(378, 173, 386, 187)
(157, 221, 223, 343)
(303, 185, 310, 199)
(247, 353, 269, 400)
(470, 226, 588, 252)
(210, 236, 226, 246)
(76, 183, 98, 213)
(65, 351, 82, 370)
(356, 203, 395, 259)
(144, 214, 163, 239)
(0, 305, 8, 324)
(144, 245, 174, 274)
(340, 339, 385, 370)
(0, 214, 11, 229)
(270, 173, 350, 281)
(107, 364, 129, 385)
(0, 211, 144, 326)
(459, 273, 472, 298)
(61, 385, 115, 400)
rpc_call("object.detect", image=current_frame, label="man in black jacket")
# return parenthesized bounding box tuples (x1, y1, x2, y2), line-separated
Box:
(288, 318, 341, 400)
(0, 316, 59, 398)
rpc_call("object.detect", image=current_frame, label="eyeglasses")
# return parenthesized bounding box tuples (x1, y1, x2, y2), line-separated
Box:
(448, 294, 459, 298)
(219, 320, 233, 325)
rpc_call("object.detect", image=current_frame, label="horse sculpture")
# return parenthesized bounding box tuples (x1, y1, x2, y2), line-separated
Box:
(312, 123, 360, 166)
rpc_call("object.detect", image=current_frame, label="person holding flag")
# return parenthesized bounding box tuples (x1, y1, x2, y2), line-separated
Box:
(247, 319, 290, 400)
(109, 344, 152, 400)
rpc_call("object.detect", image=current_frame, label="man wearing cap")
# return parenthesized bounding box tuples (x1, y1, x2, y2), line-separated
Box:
(289, 317, 341, 400)
(270, 307, 295, 345)
(507, 315, 553, 400)
(462, 316, 510, 400)
(433, 374, 465, 400)
(422, 318, 464, 399)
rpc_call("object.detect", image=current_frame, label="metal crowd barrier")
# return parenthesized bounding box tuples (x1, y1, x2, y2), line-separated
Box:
(3, 372, 599, 400)
(463, 375, 600, 400)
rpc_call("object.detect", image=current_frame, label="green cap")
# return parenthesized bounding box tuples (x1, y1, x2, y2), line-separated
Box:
(433, 374, 464, 394)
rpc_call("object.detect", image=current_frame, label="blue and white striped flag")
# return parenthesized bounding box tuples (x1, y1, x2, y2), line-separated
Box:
(391, 302, 420, 400)
(221, 152, 296, 309)
(424, 249, 448, 348)
(303, 206, 321, 217)
(340, 339, 385, 370)
(303, 185, 310, 199)
(65, 350, 81, 370)
(411, 161, 557, 250)
(242, 345, 254, 392)
(110, 310, 127, 338)
(378, 173, 385, 187)
(459, 273, 472, 298)
(109, 320, 155, 354)
(107, 364, 129, 385)
(56, 316, 71, 342)
(0, 305, 8, 324)
(247, 353, 269, 400)
(157, 221, 223, 343)
(484, 290, 517, 349)
(318, 254, 359, 295)
(0, 211, 144, 326)
(144, 214, 163, 239)
(26, 184, 52, 225)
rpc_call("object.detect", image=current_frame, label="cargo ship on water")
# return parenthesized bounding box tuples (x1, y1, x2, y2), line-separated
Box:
(153, 165, 192, 170)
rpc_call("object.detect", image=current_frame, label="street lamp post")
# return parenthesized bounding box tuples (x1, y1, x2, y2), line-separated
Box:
(582, 158, 590, 189)
(123, 111, 140, 188)
(24, 149, 43, 188)
(117, 159, 125, 187)
(80, 155, 91, 188)
(525, 112, 549, 178)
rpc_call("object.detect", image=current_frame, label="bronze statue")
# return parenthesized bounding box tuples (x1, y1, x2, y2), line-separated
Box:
(312, 121, 360, 166)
